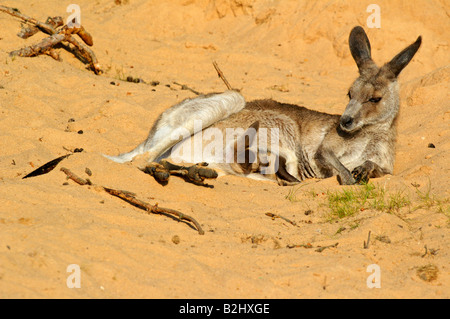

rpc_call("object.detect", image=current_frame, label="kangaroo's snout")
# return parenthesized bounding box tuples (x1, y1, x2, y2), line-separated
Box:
(340, 115, 354, 130)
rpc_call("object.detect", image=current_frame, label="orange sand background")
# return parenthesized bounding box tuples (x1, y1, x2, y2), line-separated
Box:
(0, 0, 448, 298)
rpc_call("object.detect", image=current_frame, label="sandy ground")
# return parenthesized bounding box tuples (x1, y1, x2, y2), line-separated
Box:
(0, 0, 449, 299)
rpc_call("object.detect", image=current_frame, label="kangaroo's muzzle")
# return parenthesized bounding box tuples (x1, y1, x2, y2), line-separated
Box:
(339, 115, 354, 131)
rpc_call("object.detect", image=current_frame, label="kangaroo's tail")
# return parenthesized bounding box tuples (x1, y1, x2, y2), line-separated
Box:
(103, 90, 246, 163)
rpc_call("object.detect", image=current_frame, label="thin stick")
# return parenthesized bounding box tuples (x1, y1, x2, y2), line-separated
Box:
(172, 82, 201, 95)
(65, 34, 101, 74)
(10, 33, 66, 57)
(103, 187, 204, 235)
(0, 5, 56, 35)
(364, 230, 371, 249)
(212, 61, 233, 90)
(286, 243, 313, 249)
(421, 245, 428, 258)
(265, 212, 297, 226)
(315, 242, 339, 253)
(60, 167, 204, 235)
(60, 167, 88, 185)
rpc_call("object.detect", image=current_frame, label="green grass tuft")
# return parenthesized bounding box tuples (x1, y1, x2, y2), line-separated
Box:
(326, 182, 410, 219)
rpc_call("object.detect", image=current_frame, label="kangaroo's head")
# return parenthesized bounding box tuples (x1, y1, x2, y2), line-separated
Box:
(339, 26, 421, 133)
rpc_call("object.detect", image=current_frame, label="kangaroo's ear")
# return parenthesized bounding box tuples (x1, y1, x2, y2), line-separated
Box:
(233, 121, 259, 173)
(349, 26, 373, 72)
(386, 36, 422, 77)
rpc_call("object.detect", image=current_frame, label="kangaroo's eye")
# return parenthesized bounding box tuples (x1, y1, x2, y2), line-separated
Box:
(369, 97, 382, 103)
(347, 91, 352, 99)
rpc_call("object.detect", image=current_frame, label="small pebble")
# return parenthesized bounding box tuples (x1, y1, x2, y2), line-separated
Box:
(171, 235, 180, 245)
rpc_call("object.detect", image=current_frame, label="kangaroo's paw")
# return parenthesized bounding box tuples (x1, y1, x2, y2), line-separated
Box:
(351, 165, 370, 184)
(142, 162, 171, 185)
(154, 160, 218, 187)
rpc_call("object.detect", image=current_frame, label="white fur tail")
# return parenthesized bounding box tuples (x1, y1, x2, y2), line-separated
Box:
(104, 90, 246, 163)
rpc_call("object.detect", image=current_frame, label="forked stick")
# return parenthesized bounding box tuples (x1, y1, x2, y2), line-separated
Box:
(0, 5, 101, 74)
(60, 167, 204, 235)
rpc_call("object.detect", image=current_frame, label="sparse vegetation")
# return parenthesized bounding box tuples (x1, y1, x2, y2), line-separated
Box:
(285, 180, 449, 223)
(284, 181, 315, 202)
(325, 182, 410, 219)
(413, 182, 450, 216)
(286, 182, 412, 220)
(285, 186, 298, 202)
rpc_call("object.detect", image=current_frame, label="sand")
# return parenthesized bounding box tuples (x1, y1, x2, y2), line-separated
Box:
(0, 0, 448, 298)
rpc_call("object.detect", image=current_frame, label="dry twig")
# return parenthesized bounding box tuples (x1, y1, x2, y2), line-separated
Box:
(212, 61, 233, 91)
(286, 243, 313, 249)
(60, 167, 204, 235)
(172, 82, 201, 95)
(265, 212, 297, 226)
(315, 242, 339, 253)
(0, 5, 101, 74)
(364, 230, 371, 249)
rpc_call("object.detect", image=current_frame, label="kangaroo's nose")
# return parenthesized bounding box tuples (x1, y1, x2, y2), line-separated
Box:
(340, 116, 353, 129)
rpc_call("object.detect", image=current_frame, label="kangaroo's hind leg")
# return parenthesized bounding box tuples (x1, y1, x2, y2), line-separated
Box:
(104, 90, 246, 164)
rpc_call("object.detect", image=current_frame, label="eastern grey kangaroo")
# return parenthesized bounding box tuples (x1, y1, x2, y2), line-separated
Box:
(105, 26, 422, 185)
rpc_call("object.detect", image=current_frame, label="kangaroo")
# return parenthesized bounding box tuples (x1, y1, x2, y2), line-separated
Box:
(105, 26, 421, 185)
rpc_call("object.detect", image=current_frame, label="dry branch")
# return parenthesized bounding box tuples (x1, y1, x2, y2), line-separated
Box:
(103, 187, 204, 235)
(0, 5, 101, 74)
(0, 5, 57, 34)
(212, 61, 233, 91)
(10, 32, 66, 57)
(315, 242, 339, 253)
(60, 167, 89, 185)
(287, 242, 339, 252)
(60, 167, 204, 235)
(265, 212, 297, 226)
(17, 25, 39, 39)
(172, 82, 201, 95)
